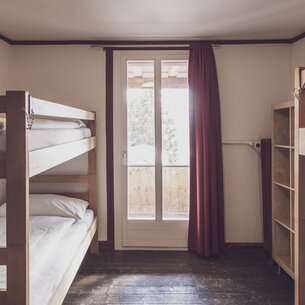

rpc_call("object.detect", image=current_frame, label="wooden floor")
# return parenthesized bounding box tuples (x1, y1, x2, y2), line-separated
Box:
(63, 251, 293, 305)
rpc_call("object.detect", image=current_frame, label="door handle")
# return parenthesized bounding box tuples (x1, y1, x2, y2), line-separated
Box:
(123, 150, 127, 165)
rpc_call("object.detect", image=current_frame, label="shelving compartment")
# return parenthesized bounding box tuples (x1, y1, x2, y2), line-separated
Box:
(273, 222, 292, 276)
(274, 108, 290, 146)
(274, 147, 290, 187)
(273, 184, 290, 229)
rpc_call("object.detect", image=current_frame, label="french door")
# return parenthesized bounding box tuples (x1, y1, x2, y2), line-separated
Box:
(114, 51, 189, 249)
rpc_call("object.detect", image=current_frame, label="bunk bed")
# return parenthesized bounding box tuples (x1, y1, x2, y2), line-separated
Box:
(0, 91, 98, 305)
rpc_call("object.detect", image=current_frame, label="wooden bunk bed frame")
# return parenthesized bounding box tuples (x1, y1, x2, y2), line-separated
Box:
(294, 67, 305, 305)
(0, 91, 98, 305)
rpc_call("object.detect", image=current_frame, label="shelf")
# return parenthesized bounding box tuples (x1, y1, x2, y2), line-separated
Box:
(273, 222, 293, 277)
(274, 218, 291, 232)
(274, 255, 294, 279)
(273, 181, 294, 191)
(273, 145, 291, 149)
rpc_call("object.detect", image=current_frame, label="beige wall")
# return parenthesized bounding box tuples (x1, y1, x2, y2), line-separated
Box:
(9, 45, 107, 240)
(0, 40, 11, 95)
(291, 38, 305, 88)
(0, 41, 294, 244)
(215, 45, 291, 242)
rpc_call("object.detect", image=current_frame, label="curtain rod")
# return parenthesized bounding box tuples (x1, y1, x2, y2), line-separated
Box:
(91, 45, 221, 51)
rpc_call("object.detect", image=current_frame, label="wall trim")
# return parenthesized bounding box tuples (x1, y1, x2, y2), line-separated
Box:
(290, 31, 305, 43)
(99, 241, 114, 252)
(0, 34, 12, 44)
(1, 31, 305, 46)
(225, 243, 266, 256)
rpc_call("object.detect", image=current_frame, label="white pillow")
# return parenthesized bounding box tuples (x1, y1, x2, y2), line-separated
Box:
(0, 194, 89, 220)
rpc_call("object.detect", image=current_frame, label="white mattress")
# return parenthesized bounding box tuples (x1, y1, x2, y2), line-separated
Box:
(0, 128, 92, 152)
(0, 209, 94, 305)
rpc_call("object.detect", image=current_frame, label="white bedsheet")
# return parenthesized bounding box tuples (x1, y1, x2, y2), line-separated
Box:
(0, 128, 92, 152)
(0, 216, 75, 289)
(0, 210, 94, 305)
(30, 210, 94, 305)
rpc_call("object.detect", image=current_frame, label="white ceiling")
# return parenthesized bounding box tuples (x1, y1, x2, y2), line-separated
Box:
(1, 0, 305, 41)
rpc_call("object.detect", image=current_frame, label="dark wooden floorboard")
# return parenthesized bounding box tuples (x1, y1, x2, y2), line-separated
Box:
(63, 251, 293, 305)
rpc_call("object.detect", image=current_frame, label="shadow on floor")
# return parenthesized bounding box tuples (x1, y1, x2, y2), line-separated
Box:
(63, 251, 294, 305)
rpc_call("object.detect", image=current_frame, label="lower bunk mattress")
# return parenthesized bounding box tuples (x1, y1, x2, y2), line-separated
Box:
(0, 128, 92, 152)
(0, 209, 94, 305)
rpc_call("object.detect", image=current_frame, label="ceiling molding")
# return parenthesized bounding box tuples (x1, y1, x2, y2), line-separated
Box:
(0, 34, 12, 44)
(290, 31, 305, 43)
(1, 31, 305, 46)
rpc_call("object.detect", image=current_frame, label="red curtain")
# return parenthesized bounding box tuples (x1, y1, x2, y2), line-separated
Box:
(188, 42, 225, 257)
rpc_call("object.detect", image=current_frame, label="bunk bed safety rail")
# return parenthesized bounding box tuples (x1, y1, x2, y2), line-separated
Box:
(29, 96, 95, 121)
(29, 136, 96, 177)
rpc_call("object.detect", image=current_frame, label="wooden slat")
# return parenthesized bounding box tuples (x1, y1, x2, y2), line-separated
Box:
(301, 68, 305, 89)
(31, 192, 89, 201)
(299, 128, 305, 155)
(57, 192, 89, 201)
(29, 136, 96, 177)
(30, 96, 95, 120)
(0, 153, 6, 178)
(88, 121, 98, 254)
(6, 91, 30, 305)
(47, 218, 97, 305)
(30, 175, 88, 183)
(272, 100, 294, 110)
(0, 247, 6, 265)
(0, 290, 7, 305)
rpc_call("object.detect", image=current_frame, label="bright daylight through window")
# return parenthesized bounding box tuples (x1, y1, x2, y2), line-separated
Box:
(127, 60, 189, 220)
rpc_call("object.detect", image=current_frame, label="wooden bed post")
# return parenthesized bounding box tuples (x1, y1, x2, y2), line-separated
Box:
(88, 119, 99, 254)
(6, 91, 30, 305)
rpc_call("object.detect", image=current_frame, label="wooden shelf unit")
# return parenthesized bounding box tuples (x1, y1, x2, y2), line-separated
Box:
(272, 100, 295, 279)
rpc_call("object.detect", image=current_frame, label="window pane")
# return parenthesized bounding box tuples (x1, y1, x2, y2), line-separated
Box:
(127, 60, 156, 220)
(161, 60, 189, 220)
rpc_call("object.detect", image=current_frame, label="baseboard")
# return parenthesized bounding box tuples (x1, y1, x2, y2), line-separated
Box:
(99, 241, 266, 255)
(99, 240, 114, 252)
(225, 243, 266, 256)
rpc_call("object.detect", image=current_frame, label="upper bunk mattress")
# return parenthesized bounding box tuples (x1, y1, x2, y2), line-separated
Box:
(0, 128, 92, 152)
(0, 209, 95, 305)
